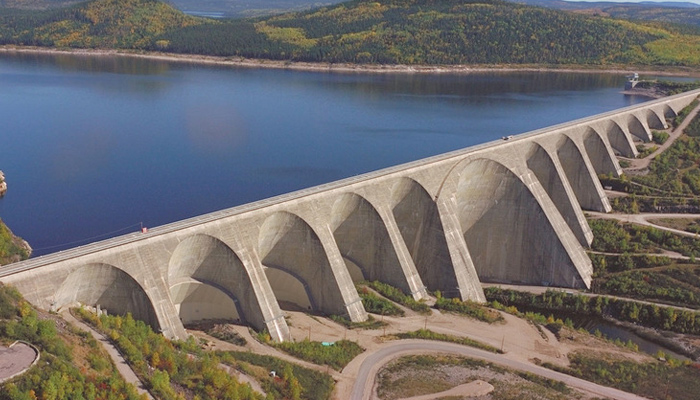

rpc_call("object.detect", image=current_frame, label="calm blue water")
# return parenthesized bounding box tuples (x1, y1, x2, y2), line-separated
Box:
(0, 52, 649, 256)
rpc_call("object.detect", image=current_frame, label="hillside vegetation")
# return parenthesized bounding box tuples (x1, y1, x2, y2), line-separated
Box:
(0, 283, 145, 400)
(520, 0, 700, 29)
(0, 219, 29, 266)
(0, 0, 203, 48)
(4, 0, 700, 66)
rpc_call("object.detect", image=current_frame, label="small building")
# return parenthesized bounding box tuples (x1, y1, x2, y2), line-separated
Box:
(625, 73, 639, 90)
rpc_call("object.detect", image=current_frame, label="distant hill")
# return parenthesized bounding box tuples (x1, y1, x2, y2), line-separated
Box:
(0, 0, 341, 17)
(3, 0, 700, 67)
(517, 0, 700, 10)
(0, 0, 80, 10)
(0, 0, 203, 48)
(157, 0, 700, 66)
(516, 0, 700, 27)
(170, 0, 338, 18)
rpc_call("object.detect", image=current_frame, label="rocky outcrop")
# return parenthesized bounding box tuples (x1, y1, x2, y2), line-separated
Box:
(0, 219, 31, 265)
(0, 172, 32, 264)
(0, 170, 6, 197)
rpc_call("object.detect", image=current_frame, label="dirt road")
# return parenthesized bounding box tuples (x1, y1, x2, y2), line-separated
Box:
(348, 340, 649, 400)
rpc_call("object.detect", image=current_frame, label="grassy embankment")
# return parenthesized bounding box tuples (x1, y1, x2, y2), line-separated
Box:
(0, 283, 145, 400)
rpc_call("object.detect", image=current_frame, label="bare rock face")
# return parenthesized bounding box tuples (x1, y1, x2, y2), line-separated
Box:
(0, 170, 6, 197)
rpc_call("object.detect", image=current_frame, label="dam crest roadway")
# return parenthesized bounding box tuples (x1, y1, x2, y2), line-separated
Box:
(1, 89, 698, 342)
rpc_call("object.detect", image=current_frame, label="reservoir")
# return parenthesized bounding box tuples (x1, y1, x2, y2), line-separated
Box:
(0, 51, 649, 256)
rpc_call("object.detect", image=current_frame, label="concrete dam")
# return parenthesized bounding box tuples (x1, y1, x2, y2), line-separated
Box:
(1, 89, 698, 342)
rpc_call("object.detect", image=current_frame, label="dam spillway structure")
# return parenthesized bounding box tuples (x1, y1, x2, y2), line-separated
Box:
(1, 89, 698, 342)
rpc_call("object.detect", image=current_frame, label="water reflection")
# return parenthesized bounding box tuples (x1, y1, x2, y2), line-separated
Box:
(312, 71, 626, 101)
(185, 104, 249, 155)
(50, 123, 116, 183)
(2, 51, 171, 75)
(575, 315, 692, 361)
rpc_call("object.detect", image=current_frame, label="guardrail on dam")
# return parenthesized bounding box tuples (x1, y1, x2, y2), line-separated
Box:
(2, 89, 699, 342)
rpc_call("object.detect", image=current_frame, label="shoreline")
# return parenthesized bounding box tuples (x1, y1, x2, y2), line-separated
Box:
(3, 45, 700, 77)
(0, 170, 6, 197)
(0, 171, 31, 265)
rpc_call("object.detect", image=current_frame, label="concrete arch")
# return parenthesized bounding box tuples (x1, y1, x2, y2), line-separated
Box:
(454, 158, 589, 287)
(556, 135, 610, 212)
(605, 121, 637, 158)
(646, 109, 666, 130)
(390, 177, 459, 296)
(264, 267, 314, 311)
(258, 211, 359, 318)
(525, 142, 592, 247)
(169, 280, 240, 323)
(582, 128, 621, 177)
(663, 104, 677, 119)
(627, 114, 651, 142)
(330, 192, 414, 294)
(667, 94, 698, 115)
(168, 234, 266, 329)
(54, 263, 160, 331)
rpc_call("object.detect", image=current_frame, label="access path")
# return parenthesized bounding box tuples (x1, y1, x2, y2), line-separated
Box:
(60, 311, 153, 399)
(587, 211, 700, 239)
(348, 340, 649, 400)
(624, 102, 700, 171)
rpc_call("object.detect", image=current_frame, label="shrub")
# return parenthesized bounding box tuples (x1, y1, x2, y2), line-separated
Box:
(652, 130, 670, 145)
(273, 339, 364, 370)
(364, 281, 431, 314)
(395, 329, 502, 354)
(357, 286, 404, 316)
(434, 297, 503, 323)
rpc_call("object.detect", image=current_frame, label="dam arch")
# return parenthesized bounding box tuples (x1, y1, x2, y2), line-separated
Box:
(582, 128, 621, 177)
(258, 211, 358, 317)
(526, 142, 592, 247)
(556, 135, 609, 212)
(169, 280, 240, 323)
(452, 158, 587, 287)
(168, 234, 255, 326)
(390, 177, 457, 294)
(646, 110, 666, 130)
(54, 263, 160, 331)
(330, 192, 410, 292)
(663, 104, 677, 119)
(627, 115, 651, 142)
(605, 120, 637, 158)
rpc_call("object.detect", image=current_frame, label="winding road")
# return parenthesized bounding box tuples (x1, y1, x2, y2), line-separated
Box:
(348, 340, 649, 400)
(588, 211, 700, 239)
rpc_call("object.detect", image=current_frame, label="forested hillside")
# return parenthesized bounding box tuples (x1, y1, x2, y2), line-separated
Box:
(602, 5, 700, 29)
(0, 0, 203, 48)
(3, 0, 700, 66)
(0, 0, 78, 10)
(518, 0, 700, 28)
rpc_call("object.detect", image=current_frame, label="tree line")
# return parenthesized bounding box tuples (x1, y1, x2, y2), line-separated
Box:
(486, 288, 700, 335)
